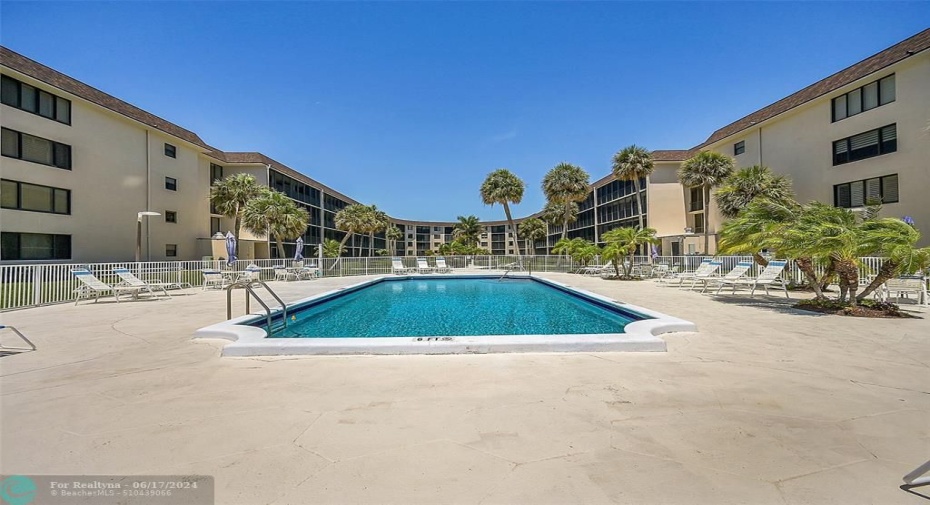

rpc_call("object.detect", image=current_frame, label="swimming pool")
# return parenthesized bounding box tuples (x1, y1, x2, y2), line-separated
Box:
(264, 277, 644, 338)
(195, 274, 696, 356)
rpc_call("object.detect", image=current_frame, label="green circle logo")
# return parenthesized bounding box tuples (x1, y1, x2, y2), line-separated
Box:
(0, 475, 36, 505)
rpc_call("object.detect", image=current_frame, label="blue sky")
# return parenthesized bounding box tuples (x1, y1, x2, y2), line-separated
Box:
(2, 2, 926, 221)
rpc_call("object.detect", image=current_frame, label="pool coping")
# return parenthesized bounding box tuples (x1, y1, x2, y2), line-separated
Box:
(193, 274, 697, 356)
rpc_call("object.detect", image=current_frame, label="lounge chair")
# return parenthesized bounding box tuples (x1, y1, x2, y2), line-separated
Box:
(883, 276, 928, 306)
(113, 268, 170, 297)
(434, 257, 452, 273)
(650, 264, 671, 278)
(579, 262, 613, 277)
(202, 269, 229, 289)
(667, 260, 721, 288)
(416, 257, 434, 274)
(699, 261, 753, 293)
(714, 260, 790, 298)
(392, 258, 413, 275)
(72, 268, 143, 304)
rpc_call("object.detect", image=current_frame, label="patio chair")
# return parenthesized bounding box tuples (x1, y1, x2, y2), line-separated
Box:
(667, 260, 721, 288)
(714, 260, 790, 298)
(434, 257, 452, 273)
(579, 261, 613, 277)
(237, 265, 263, 283)
(655, 264, 684, 282)
(297, 263, 320, 280)
(416, 257, 435, 274)
(272, 266, 297, 282)
(650, 264, 671, 278)
(71, 268, 143, 304)
(883, 276, 928, 306)
(113, 268, 170, 297)
(699, 261, 754, 293)
(201, 269, 229, 290)
(392, 258, 413, 275)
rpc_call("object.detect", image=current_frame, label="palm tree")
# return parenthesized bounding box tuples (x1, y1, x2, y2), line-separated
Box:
(452, 215, 482, 248)
(551, 238, 575, 258)
(242, 189, 310, 259)
(480, 169, 525, 256)
(542, 162, 590, 242)
(718, 197, 802, 268)
(210, 173, 265, 254)
(316, 238, 345, 258)
(611, 145, 654, 230)
(384, 225, 404, 256)
(857, 217, 930, 301)
(333, 204, 369, 263)
(714, 165, 794, 219)
(601, 227, 659, 278)
(518, 217, 547, 255)
(363, 205, 389, 257)
(678, 151, 735, 254)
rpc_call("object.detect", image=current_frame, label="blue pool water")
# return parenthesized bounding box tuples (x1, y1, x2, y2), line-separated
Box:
(261, 277, 647, 338)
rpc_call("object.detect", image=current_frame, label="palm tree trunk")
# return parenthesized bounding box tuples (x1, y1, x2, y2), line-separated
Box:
(634, 178, 644, 230)
(330, 232, 353, 270)
(369, 232, 374, 257)
(233, 203, 241, 256)
(752, 253, 769, 267)
(835, 259, 859, 305)
(820, 260, 836, 291)
(857, 260, 898, 301)
(275, 235, 286, 260)
(503, 203, 523, 257)
(795, 257, 825, 299)
(703, 185, 710, 254)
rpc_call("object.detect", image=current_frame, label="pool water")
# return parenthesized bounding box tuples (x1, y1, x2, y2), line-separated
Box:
(263, 277, 646, 338)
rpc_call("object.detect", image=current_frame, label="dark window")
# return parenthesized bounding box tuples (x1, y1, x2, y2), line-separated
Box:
(733, 141, 745, 156)
(165, 211, 177, 223)
(831, 74, 895, 122)
(165, 244, 178, 257)
(833, 124, 896, 165)
(0, 75, 71, 125)
(1, 179, 70, 214)
(164, 143, 176, 158)
(165, 177, 177, 191)
(210, 163, 224, 183)
(1, 232, 71, 260)
(689, 187, 704, 212)
(1, 127, 72, 169)
(834, 174, 899, 208)
(210, 217, 221, 235)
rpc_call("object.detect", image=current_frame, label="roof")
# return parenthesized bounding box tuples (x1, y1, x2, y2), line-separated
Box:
(698, 28, 930, 148)
(651, 149, 694, 162)
(1, 46, 209, 149)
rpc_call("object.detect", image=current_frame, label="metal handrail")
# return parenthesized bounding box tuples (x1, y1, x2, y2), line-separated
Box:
(904, 459, 930, 488)
(226, 280, 287, 336)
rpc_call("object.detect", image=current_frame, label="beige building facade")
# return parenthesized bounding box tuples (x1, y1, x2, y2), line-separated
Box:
(2, 29, 928, 263)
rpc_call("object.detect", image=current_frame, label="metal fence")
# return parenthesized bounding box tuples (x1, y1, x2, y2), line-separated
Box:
(0, 255, 888, 311)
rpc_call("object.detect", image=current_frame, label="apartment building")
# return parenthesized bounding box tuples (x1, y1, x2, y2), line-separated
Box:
(2, 29, 927, 263)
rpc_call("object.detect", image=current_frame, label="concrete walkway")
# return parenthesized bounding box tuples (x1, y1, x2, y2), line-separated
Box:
(1, 273, 928, 504)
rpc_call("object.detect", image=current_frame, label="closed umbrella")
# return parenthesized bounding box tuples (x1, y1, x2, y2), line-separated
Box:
(225, 231, 237, 267)
(651, 244, 659, 260)
(294, 237, 304, 262)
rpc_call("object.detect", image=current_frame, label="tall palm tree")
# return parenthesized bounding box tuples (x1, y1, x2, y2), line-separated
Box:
(714, 165, 794, 219)
(601, 227, 659, 278)
(480, 169, 525, 256)
(333, 203, 369, 263)
(363, 205, 389, 257)
(542, 201, 579, 236)
(242, 189, 310, 259)
(611, 145, 654, 230)
(542, 162, 590, 242)
(518, 217, 547, 255)
(209, 173, 265, 253)
(385, 225, 404, 256)
(452, 215, 482, 248)
(678, 151, 735, 254)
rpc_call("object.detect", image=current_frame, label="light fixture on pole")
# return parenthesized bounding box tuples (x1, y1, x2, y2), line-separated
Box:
(135, 211, 161, 262)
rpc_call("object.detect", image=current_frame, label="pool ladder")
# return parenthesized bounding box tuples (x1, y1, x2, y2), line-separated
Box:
(226, 280, 287, 336)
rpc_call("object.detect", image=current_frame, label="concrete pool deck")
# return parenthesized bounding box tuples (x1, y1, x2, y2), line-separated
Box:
(1, 272, 928, 504)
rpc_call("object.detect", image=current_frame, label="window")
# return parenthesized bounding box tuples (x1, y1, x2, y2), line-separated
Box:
(165, 177, 177, 191)
(1, 127, 72, 169)
(165, 211, 177, 223)
(210, 163, 224, 183)
(1, 232, 71, 260)
(689, 187, 704, 212)
(692, 214, 705, 234)
(1, 179, 70, 214)
(831, 74, 895, 122)
(733, 141, 745, 156)
(165, 244, 178, 257)
(833, 124, 896, 165)
(1, 75, 71, 124)
(210, 217, 221, 235)
(164, 143, 176, 158)
(834, 174, 899, 208)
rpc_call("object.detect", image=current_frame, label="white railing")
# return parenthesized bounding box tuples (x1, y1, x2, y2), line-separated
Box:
(0, 255, 889, 311)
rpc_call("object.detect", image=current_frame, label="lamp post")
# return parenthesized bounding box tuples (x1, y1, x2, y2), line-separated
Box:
(135, 211, 161, 262)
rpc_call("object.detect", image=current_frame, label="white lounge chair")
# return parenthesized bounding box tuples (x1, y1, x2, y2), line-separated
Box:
(202, 269, 229, 289)
(699, 261, 754, 293)
(434, 257, 452, 273)
(416, 257, 435, 274)
(72, 268, 143, 304)
(883, 276, 928, 306)
(113, 268, 170, 297)
(714, 260, 790, 298)
(392, 258, 413, 275)
(670, 260, 721, 288)
(579, 262, 613, 277)
(658, 259, 710, 284)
